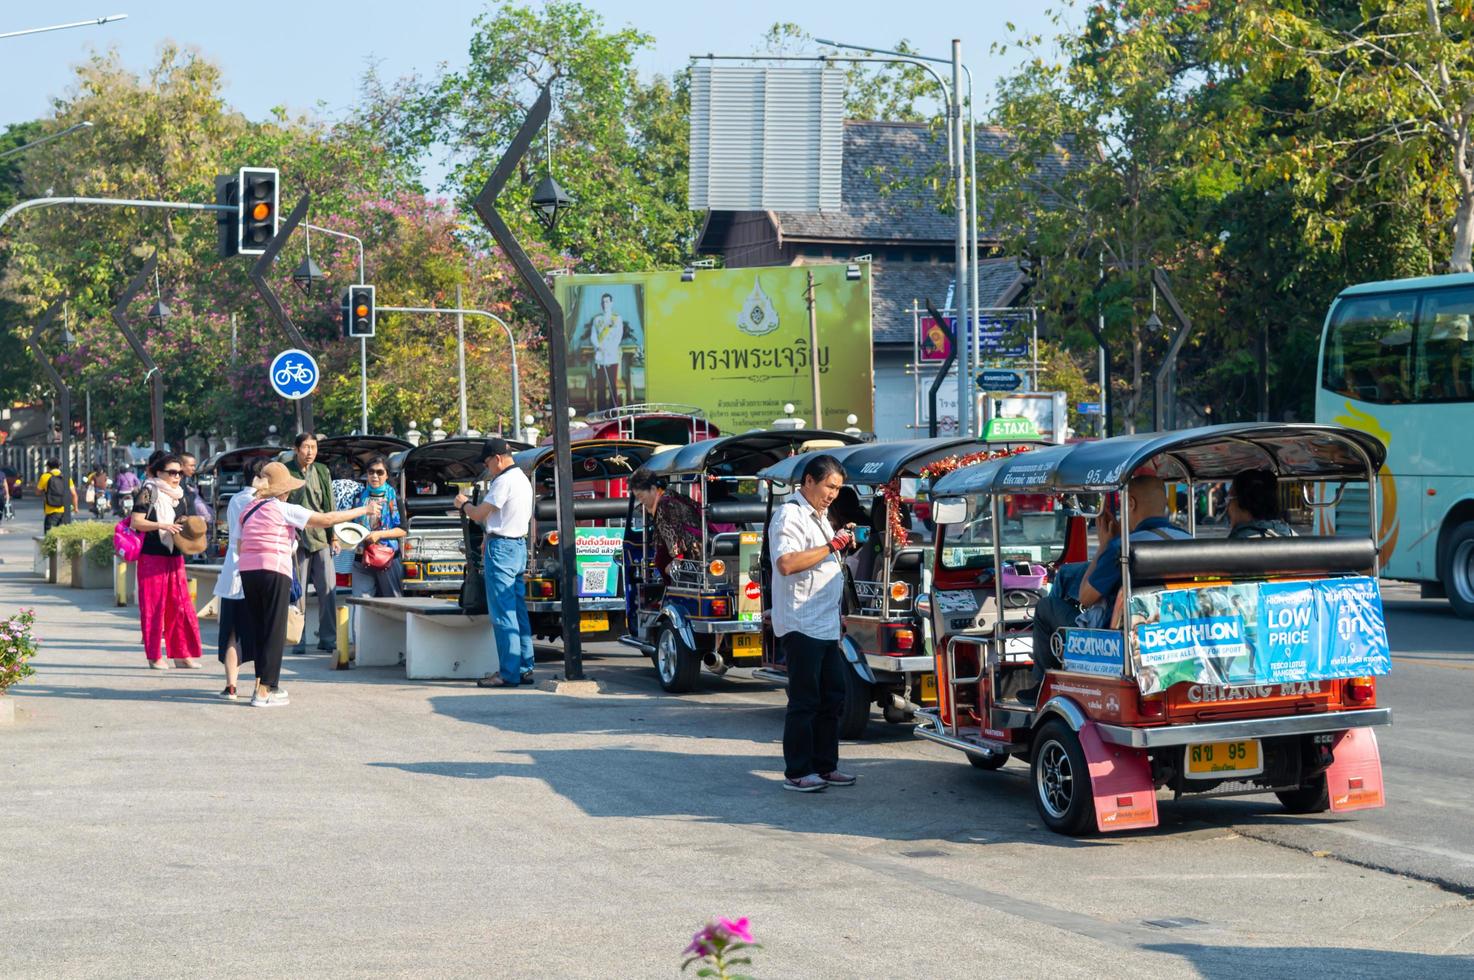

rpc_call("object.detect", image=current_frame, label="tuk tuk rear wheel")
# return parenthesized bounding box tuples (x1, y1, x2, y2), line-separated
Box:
(838, 664, 872, 740)
(655, 625, 700, 693)
(968, 750, 1009, 771)
(1030, 720, 1095, 835)
(1275, 774, 1330, 814)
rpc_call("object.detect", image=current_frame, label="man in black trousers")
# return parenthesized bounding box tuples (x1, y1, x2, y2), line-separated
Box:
(766, 454, 859, 793)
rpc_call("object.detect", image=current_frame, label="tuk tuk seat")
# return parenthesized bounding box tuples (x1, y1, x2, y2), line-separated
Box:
(1128, 536, 1376, 586)
(708, 500, 769, 526)
(533, 498, 629, 521)
(709, 532, 742, 557)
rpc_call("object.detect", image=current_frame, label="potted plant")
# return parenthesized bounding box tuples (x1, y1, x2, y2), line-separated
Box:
(0, 608, 38, 725)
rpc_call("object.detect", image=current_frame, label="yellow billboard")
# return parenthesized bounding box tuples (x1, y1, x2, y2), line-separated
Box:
(555, 264, 873, 432)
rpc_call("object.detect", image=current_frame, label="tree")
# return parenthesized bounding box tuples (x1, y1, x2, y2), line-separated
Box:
(1238, 0, 1474, 272)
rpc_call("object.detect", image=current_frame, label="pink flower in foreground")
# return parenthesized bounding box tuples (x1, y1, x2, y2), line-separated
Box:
(683, 926, 714, 956)
(715, 917, 754, 944)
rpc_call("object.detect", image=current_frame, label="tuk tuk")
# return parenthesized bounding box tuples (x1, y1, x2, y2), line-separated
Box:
(754, 437, 1037, 738)
(197, 445, 281, 558)
(619, 429, 862, 692)
(313, 435, 411, 481)
(396, 437, 530, 594)
(918, 422, 1393, 835)
(513, 439, 661, 643)
(564, 404, 719, 445)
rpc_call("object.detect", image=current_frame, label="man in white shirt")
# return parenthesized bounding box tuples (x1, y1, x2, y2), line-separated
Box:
(768, 455, 859, 793)
(455, 438, 535, 688)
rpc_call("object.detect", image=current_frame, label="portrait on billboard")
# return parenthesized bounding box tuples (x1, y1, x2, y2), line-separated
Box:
(567, 283, 647, 414)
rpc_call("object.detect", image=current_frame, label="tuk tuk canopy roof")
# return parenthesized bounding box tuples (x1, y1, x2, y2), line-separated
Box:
(313, 436, 412, 477)
(756, 437, 997, 487)
(199, 445, 280, 475)
(396, 437, 533, 483)
(930, 423, 1387, 496)
(637, 429, 862, 479)
(513, 439, 660, 485)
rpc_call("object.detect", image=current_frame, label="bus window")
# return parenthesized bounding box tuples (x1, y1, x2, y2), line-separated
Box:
(1415, 289, 1474, 402)
(1322, 293, 1418, 404)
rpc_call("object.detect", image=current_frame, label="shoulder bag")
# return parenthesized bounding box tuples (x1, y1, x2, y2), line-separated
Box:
(458, 482, 489, 614)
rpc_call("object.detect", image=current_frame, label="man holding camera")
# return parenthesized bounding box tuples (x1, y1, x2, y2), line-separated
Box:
(767, 454, 859, 793)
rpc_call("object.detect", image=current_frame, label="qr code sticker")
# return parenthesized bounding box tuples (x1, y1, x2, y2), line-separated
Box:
(581, 566, 609, 594)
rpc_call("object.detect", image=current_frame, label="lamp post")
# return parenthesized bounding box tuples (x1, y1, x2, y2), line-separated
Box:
(297, 221, 367, 433)
(0, 14, 127, 41)
(0, 121, 94, 161)
(26, 300, 72, 522)
(471, 84, 584, 681)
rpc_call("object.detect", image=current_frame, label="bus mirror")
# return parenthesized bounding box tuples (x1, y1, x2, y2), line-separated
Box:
(931, 497, 969, 525)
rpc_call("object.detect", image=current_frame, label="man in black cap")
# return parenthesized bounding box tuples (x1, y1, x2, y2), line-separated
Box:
(454, 438, 536, 687)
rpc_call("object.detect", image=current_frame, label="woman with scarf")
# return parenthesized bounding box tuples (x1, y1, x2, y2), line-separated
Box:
(349, 454, 407, 598)
(130, 452, 204, 669)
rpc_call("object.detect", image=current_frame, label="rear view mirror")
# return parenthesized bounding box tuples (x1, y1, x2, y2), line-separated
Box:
(931, 496, 970, 525)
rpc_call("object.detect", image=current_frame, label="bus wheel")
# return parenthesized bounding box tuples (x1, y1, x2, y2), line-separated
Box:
(838, 666, 872, 740)
(655, 625, 699, 693)
(1440, 521, 1474, 619)
(968, 750, 1009, 771)
(1030, 720, 1095, 835)
(1275, 774, 1330, 814)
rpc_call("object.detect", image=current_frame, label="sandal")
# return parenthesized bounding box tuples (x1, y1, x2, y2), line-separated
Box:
(476, 674, 514, 688)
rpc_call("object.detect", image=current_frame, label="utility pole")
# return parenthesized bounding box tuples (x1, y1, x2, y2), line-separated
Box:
(456, 283, 468, 435)
(951, 39, 971, 436)
(806, 270, 822, 425)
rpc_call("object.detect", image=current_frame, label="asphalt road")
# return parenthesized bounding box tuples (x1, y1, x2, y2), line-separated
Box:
(2, 500, 1471, 977)
(1225, 582, 1474, 895)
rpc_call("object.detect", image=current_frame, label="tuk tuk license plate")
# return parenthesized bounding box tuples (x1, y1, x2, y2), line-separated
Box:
(1185, 739, 1262, 779)
(919, 674, 938, 703)
(730, 633, 761, 657)
(579, 613, 609, 633)
(427, 562, 463, 577)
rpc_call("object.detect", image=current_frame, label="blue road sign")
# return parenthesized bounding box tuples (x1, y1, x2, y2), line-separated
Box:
(977, 318, 1030, 358)
(1078, 401, 1103, 415)
(269, 348, 319, 400)
(976, 369, 1025, 392)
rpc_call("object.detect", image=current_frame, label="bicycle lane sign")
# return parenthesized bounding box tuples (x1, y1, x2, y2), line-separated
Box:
(269, 348, 320, 400)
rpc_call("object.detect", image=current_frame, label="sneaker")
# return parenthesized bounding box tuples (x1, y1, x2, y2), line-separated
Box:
(290, 646, 308, 656)
(148, 659, 170, 670)
(219, 685, 237, 700)
(782, 774, 828, 793)
(316, 641, 337, 652)
(819, 770, 857, 787)
(250, 689, 290, 708)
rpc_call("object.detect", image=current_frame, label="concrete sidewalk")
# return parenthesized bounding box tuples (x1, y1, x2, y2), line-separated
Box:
(2, 499, 1471, 978)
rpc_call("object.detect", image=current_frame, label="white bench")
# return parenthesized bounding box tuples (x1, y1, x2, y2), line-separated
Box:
(345, 596, 497, 680)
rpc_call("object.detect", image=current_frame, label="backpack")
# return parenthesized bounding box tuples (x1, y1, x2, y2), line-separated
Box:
(44, 472, 67, 508)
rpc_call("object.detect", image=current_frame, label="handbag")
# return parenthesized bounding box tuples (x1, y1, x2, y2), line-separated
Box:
(458, 483, 488, 614)
(113, 518, 143, 562)
(285, 605, 305, 645)
(362, 542, 395, 570)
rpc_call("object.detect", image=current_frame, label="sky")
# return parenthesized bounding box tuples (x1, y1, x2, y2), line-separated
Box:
(0, 1, 1075, 187)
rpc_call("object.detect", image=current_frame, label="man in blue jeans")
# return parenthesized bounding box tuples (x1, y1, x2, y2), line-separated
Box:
(454, 438, 535, 688)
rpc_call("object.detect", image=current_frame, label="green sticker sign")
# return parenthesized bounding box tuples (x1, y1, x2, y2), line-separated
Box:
(984, 416, 1040, 442)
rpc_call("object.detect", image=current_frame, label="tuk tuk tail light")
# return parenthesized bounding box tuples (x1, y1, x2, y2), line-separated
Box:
(403, 562, 421, 579)
(402, 540, 414, 557)
(1139, 696, 1165, 718)
(535, 579, 555, 598)
(708, 559, 726, 577)
(709, 597, 729, 617)
(892, 628, 915, 651)
(1345, 676, 1375, 704)
(890, 582, 910, 602)
(546, 531, 559, 547)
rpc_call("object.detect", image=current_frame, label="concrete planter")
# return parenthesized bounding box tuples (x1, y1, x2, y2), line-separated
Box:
(32, 537, 49, 579)
(54, 551, 74, 587)
(71, 554, 113, 589)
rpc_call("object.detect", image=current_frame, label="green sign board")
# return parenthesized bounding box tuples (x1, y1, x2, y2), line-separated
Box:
(554, 265, 874, 432)
(983, 416, 1040, 442)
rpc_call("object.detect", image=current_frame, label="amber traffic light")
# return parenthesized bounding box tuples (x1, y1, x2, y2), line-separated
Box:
(237, 167, 279, 255)
(343, 284, 375, 338)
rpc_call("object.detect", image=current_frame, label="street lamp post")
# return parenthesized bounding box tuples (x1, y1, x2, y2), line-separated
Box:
(471, 84, 583, 681)
(376, 305, 523, 442)
(298, 222, 368, 433)
(0, 14, 127, 41)
(0, 121, 94, 161)
(26, 300, 72, 522)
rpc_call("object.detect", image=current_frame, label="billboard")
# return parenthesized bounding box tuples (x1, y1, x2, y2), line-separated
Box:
(555, 265, 874, 432)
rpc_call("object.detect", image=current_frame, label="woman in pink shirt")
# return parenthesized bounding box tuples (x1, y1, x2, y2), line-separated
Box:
(237, 462, 376, 708)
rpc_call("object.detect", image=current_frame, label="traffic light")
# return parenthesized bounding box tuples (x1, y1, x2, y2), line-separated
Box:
(215, 174, 238, 259)
(237, 167, 279, 255)
(343, 284, 375, 338)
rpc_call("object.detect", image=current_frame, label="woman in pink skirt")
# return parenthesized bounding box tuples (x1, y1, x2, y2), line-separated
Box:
(130, 453, 203, 669)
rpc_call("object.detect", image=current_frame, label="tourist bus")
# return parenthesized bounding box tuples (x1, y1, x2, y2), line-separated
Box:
(1316, 272, 1474, 617)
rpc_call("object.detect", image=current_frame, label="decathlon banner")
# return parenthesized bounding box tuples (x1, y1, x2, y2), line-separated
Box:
(1061, 629, 1126, 676)
(554, 265, 874, 432)
(1129, 577, 1390, 695)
